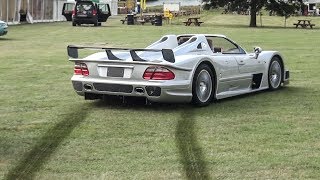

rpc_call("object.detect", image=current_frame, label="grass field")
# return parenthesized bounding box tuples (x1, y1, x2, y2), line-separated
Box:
(1, 13, 320, 179)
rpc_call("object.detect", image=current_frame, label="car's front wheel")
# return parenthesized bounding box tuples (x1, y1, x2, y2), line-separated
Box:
(192, 64, 214, 106)
(268, 56, 282, 90)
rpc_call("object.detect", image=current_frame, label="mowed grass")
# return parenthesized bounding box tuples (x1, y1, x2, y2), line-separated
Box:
(0, 13, 320, 179)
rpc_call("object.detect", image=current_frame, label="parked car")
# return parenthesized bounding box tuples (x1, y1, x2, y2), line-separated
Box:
(62, 0, 111, 26)
(0, 20, 8, 36)
(67, 34, 290, 106)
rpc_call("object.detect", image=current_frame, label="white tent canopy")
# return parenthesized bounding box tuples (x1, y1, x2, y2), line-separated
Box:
(307, 0, 320, 3)
(0, 0, 68, 23)
(0, 0, 117, 23)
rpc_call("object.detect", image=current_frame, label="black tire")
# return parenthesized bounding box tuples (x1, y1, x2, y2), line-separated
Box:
(268, 56, 283, 90)
(192, 64, 215, 106)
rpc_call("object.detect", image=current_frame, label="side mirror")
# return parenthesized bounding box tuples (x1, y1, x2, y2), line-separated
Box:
(254, 47, 262, 59)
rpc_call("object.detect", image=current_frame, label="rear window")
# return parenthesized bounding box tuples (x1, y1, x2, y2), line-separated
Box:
(76, 2, 94, 14)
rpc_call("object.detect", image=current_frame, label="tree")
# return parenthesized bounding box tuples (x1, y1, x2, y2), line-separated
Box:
(265, 0, 302, 27)
(202, 0, 303, 27)
(202, 0, 267, 27)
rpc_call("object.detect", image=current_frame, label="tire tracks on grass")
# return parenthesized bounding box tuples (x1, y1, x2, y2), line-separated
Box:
(176, 107, 210, 180)
(5, 107, 88, 180)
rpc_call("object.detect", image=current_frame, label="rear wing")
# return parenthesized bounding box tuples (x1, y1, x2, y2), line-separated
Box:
(67, 45, 175, 63)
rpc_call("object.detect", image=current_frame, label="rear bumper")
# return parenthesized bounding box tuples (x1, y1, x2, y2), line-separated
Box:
(71, 77, 192, 103)
(73, 16, 97, 24)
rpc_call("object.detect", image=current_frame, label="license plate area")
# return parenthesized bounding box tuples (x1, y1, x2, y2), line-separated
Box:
(77, 14, 88, 17)
(98, 65, 133, 78)
(107, 67, 124, 77)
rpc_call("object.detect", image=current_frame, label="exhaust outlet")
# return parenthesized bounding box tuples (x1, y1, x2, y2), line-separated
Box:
(135, 87, 144, 94)
(84, 84, 93, 90)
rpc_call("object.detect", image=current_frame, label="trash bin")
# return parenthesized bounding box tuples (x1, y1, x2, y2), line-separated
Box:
(127, 14, 134, 25)
(154, 15, 162, 26)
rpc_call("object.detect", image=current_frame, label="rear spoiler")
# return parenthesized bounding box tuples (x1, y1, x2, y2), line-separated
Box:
(67, 45, 175, 63)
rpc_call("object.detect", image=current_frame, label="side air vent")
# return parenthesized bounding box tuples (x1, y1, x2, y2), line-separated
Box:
(251, 73, 263, 89)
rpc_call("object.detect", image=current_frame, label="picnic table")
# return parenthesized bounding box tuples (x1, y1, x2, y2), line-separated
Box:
(183, 17, 203, 26)
(120, 14, 157, 25)
(120, 16, 127, 24)
(293, 19, 315, 29)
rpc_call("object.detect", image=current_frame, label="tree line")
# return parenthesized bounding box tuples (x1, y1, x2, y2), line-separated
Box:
(202, 0, 304, 27)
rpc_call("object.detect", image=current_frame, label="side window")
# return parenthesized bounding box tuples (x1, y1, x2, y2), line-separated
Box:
(177, 36, 191, 45)
(98, 4, 109, 14)
(65, 4, 73, 11)
(207, 37, 243, 54)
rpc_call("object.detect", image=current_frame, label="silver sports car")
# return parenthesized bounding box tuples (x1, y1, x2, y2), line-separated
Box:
(68, 34, 289, 106)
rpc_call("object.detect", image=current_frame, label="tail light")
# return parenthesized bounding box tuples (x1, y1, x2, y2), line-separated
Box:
(72, 9, 75, 16)
(93, 9, 97, 16)
(74, 63, 89, 76)
(143, 66, 175, 80)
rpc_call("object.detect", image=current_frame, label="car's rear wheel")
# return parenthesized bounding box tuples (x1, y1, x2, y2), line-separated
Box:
(94, 20, 98, 26)
(192, 64, 214, 106)
(268, 57, 282, 90)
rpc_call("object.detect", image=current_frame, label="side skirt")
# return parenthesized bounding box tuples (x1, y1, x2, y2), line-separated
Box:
(215, 87, 269, 100)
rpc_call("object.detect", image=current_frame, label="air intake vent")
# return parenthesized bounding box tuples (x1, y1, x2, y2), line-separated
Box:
(72, 81, 83, 91)
(93, 83, 133, 93)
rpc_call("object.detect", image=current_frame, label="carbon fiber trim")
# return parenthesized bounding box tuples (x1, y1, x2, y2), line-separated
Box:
(93, 83, 133, 93)
(72, 81, 83, 91)
(146, 86, 161, 96)
(285, 70, 290, 79)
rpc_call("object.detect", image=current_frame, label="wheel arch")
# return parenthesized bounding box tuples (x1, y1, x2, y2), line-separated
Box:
(271, 54, 284, 82)
(192, 59, 217, 100)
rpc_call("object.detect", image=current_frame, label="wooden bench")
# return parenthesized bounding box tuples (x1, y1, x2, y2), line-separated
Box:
(294, 23, 315, 28)
(294, 20, 315, 29)
(120, 19, 126, 24)
(183, 17, 203, 26)
(183, 21, 203, 26)
(197, 22, 204, 26)
(183, 21, 191, 26)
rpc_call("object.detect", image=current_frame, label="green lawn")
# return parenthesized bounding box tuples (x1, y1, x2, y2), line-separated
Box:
(0, 13, 320, 179)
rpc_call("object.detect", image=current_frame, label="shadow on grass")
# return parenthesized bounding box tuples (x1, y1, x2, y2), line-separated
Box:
(209, 23, 317, 30)
(93, 96, 211, 179)
(0, 38, 14, 41)
(5, 107, 88, 180)
(92, 96, 189, 111)
(175, 107, 210, 180)
(92, 86, 299, 109)
(214, 86, 294, 103)
(72, 24, 119, 28)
